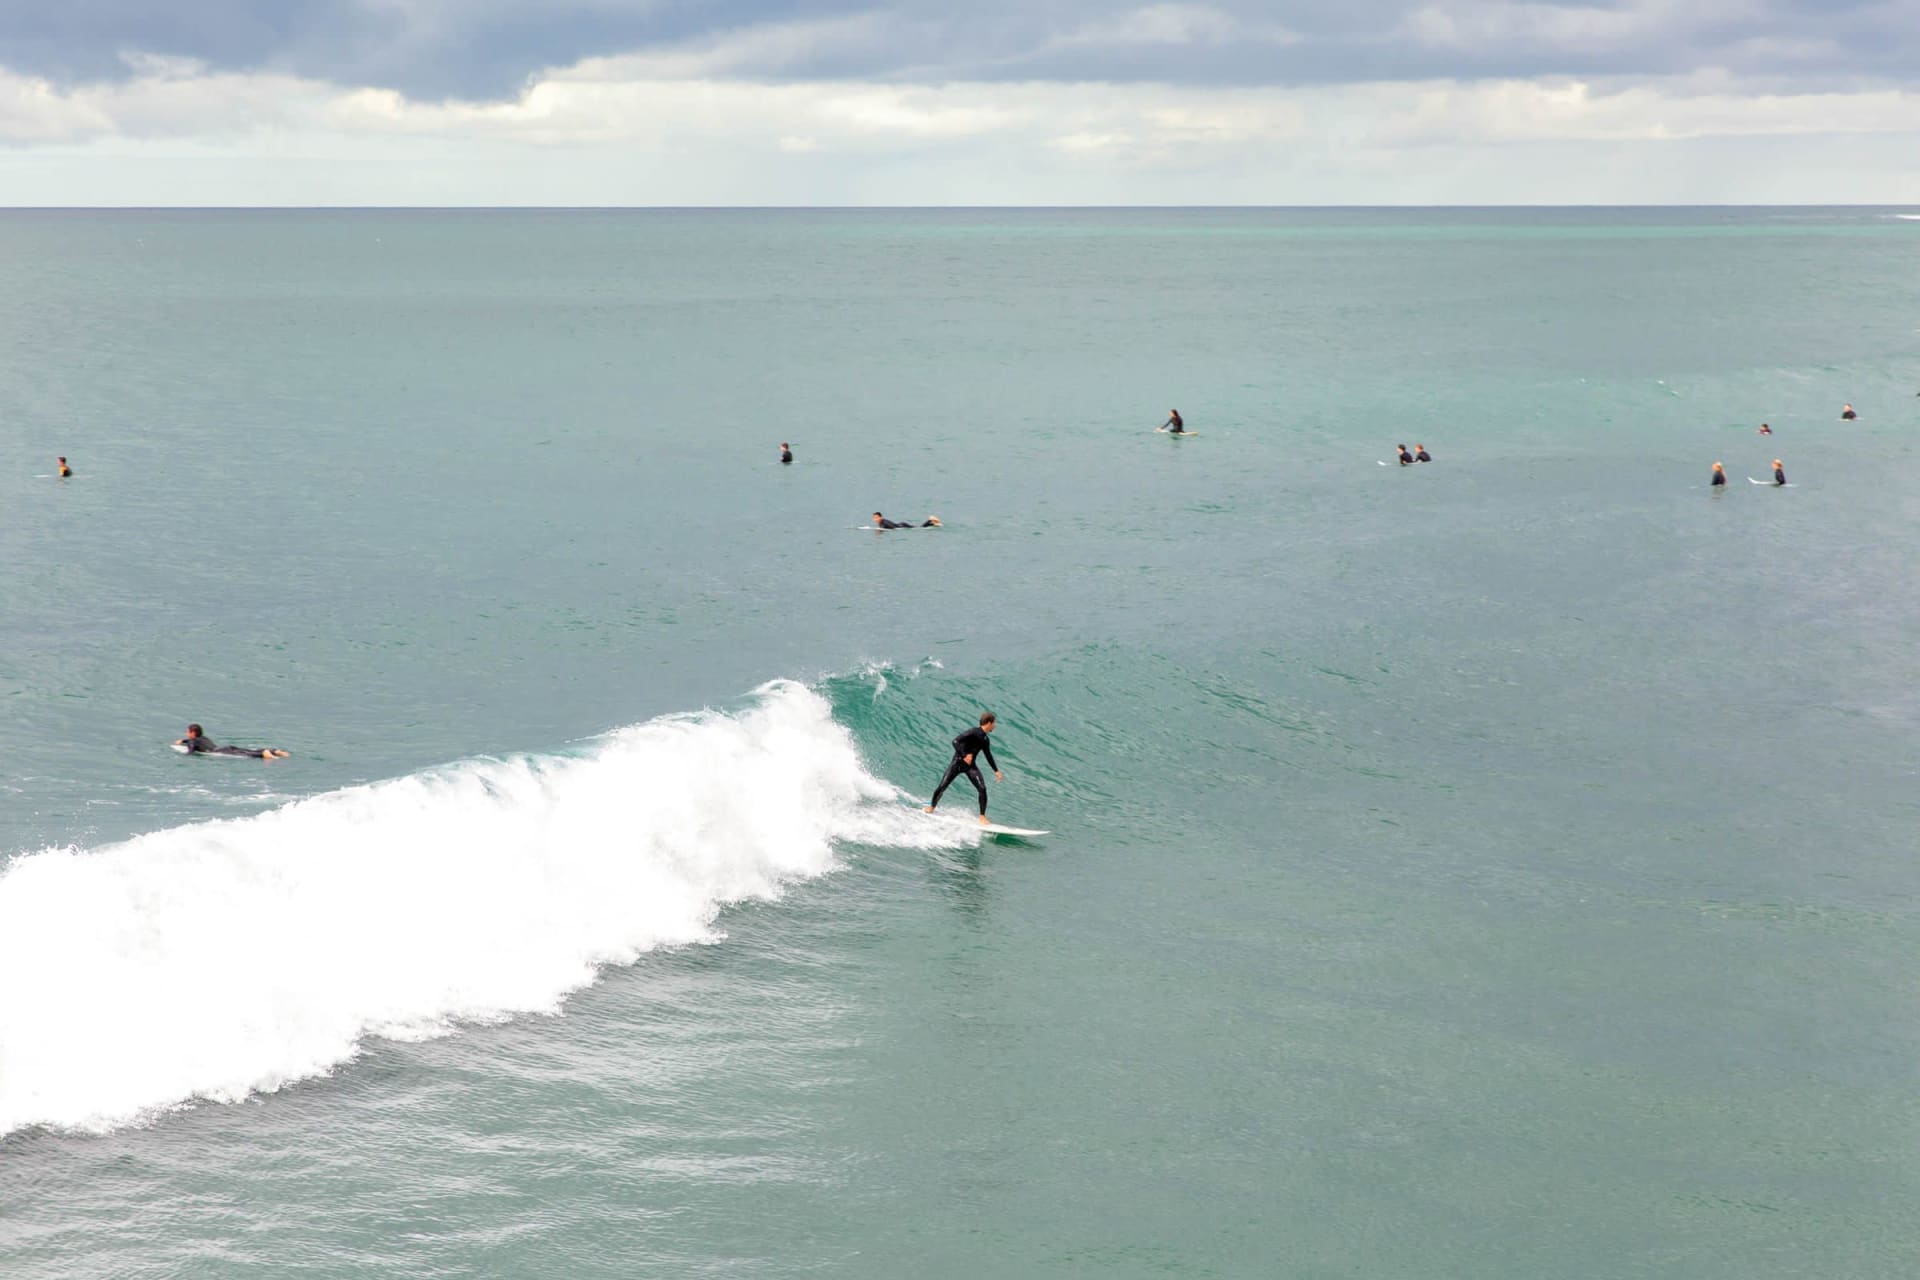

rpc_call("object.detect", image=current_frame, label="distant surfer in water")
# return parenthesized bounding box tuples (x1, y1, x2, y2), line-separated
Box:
(1414, 444, 1432, 462)
(1161, 410, 1185, 434)
(174, 723, 290, 759)
(1397, 444, 1414, 466)
(1773, 459, 1787, 486)
(56, 456, 71, 478)
(925, 711, 1002, 824)
(1758, 422, 1772, 435)
(1841, 404, 1857, 420)
(1710, 462, 1727, 487)
(780, 442, 793, 464)
(872, 512, 940, 529)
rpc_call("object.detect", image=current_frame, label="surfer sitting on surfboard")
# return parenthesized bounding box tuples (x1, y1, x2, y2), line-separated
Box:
(175, 723, 290, 759)
(925, 712, 1003, 825)
(1773, 459, 1787, 486)
(872, 512, 940, 529)
(1397, 444, 1414, 466)
(1160, 409, 1185, 434)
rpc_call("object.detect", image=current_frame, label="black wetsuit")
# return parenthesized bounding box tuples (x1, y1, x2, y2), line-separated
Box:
(1415, 448, 1431, 462)
(1711, 471, 1726, 487)
(1842, 410, 1857, 420)
(1165, 413, 1184, 434)
(1397, 449, 1413, 466)
(876, 517, 919, 529)
(1774, 467, 1787, 486)
(181, 735, 269, 758)
(781, 449, 792, 464)
(928, 727, 998, 815)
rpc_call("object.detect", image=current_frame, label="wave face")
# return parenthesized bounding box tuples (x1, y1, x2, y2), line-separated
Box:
(0, 681, 954, 1136)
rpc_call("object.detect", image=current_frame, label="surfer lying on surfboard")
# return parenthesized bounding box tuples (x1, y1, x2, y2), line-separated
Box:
(925, 711, 1003, 825)
(174, 723, 290, 759)
(872, 512, 940, 529)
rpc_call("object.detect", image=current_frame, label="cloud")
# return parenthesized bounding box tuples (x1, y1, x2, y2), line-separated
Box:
(3, 49, 1914, 156)
(1055, 4, 1300, 48)
(2, 1, 1919, 101)
(2, 3, 1920, 204)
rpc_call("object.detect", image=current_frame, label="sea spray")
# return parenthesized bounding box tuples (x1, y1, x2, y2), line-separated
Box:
(0, 680, 959, 1136)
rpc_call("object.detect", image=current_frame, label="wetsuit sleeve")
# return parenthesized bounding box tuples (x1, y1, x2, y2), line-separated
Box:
(981, 738, 999, 772)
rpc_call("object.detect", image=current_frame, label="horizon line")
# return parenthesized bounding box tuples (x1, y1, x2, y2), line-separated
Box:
(0, 203, 1914, 212)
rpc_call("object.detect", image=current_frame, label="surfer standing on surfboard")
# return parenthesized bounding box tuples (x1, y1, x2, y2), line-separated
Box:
(925, 712, 1002, 825)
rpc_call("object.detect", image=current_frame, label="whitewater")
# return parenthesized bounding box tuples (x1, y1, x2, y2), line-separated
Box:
(0, 681, 958, 1137)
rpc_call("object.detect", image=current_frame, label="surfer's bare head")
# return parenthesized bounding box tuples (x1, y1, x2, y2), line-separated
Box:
(980, 712, 996, 729)
(187, 724, 203, 737)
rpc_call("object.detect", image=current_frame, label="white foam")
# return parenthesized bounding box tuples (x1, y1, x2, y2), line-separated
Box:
(0, 681, 960, 1136)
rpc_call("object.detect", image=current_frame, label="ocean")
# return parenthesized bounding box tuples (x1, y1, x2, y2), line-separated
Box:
(3, 207, 1919, 1277)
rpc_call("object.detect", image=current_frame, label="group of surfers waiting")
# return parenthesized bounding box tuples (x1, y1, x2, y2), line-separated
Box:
(1712, 459, 1787, 488)
(1710, 403, 1862, 489)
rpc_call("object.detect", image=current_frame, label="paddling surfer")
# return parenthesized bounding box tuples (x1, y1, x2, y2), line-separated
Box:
(174, 723, 290, 759)
(925, 712, 1002, 825)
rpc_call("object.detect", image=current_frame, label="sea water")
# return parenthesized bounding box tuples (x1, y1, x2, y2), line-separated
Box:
(3, 208, 1920, 1276)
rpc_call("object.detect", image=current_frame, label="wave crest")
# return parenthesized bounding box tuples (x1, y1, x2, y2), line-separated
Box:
(0, 680, 954, 1136)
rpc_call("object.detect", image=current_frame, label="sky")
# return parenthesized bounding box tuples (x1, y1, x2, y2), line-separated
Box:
(0, 0, 1917, 204)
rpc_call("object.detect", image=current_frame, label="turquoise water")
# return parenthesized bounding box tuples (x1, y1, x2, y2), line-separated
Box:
(3, 208, 1920, 1276)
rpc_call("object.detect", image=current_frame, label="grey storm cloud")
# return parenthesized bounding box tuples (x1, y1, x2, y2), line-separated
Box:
(1, 0, 1917, 98)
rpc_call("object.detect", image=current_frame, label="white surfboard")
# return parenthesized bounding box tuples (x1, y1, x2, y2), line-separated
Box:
(1155, 429, 1199, 436)
(171, 743, 288, 758)
(1748, 478, 1793, 486)
(918, 810, 1048, 837)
